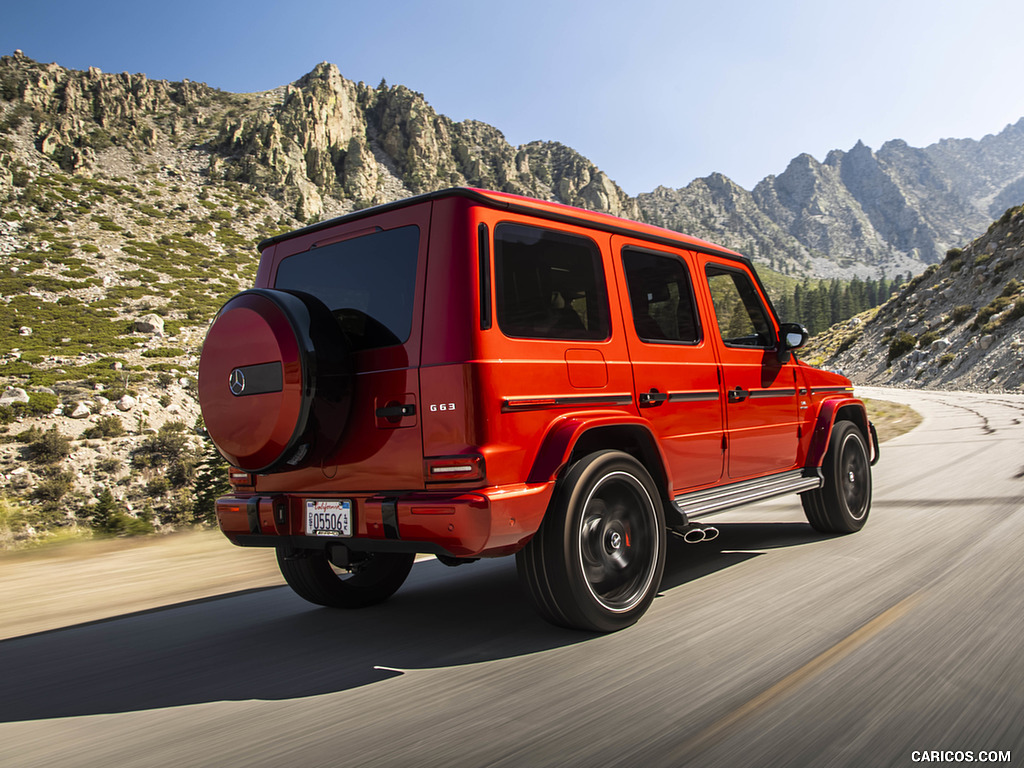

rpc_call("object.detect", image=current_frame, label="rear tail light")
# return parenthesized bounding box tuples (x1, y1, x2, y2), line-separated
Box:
(229, 471, 255, 489)
(424, 455, 485, 482)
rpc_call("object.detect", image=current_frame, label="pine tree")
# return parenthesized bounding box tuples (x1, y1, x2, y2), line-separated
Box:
(193, 441, 231, 526)
(90, 488, 119, 532)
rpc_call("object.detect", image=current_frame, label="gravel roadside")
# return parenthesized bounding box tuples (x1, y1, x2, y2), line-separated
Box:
(0, 530, 284, 641)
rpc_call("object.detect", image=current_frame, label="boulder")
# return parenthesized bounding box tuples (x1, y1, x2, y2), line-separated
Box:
(69, 402, 92, 419)
(133, 313, 165, 336)
(116, 394, 137, 412)
(0, 387, 30, 407)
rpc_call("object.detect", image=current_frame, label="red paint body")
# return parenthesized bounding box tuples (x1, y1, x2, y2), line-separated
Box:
(198, 188, 869, 558)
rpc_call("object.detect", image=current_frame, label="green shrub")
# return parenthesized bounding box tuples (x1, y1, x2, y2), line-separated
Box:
(836, 332, 862, 354)
(2, 393, 59, 419)
(142, 347, 185, 358)
(83, 414, 126, 439)
(25, 426, 72, 464)
(972, 297, 1012, 329)
(887, 332, 917, 366)
(96, 457, 123, 475)
(951, 305, 974, 323)
(89, 488, 154, 536)
(132, 422, 198, 488)
(32, 467, 74, 503)
(1007, 298, 1024, 324)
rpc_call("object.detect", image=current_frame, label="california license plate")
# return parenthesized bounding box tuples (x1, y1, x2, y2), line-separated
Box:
(305, 499, 352, 537)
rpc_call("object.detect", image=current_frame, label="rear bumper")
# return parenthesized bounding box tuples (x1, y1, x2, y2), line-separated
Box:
(216, 481, 555, 558)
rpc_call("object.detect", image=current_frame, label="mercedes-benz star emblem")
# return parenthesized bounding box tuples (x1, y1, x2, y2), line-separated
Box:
(228, 368, 246, 396)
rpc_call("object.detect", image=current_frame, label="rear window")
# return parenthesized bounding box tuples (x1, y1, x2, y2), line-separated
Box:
(494, 223, 609, 341)
(274, 225, 419, 351)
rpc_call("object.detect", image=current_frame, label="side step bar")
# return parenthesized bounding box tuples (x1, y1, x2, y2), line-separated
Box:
(673, 470, 823, 520)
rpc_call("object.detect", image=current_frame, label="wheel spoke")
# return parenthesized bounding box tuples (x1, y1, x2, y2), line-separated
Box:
(579, 472, 658, 611)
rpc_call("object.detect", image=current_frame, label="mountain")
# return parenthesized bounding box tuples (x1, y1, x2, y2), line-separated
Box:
(639, 128, 1024, 279)
(1, 49, 1023, 542)
(802, 204, 1024, 391)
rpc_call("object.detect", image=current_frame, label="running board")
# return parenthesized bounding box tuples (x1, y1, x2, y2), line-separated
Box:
(673, 470, 823, 519)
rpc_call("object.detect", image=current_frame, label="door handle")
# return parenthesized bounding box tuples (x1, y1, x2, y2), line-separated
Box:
(728, 386, 749, 403)
(638, 389, 669, 407)
(375, 403, 416, 419)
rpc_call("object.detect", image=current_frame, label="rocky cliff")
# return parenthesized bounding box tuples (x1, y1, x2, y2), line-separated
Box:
(202, 61, 637, 221)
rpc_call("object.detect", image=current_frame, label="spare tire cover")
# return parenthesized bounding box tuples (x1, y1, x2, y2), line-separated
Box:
(198, 289, 352, 473)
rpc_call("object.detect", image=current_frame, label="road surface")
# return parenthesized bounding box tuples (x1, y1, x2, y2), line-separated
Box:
(2, 387, 1022, 767)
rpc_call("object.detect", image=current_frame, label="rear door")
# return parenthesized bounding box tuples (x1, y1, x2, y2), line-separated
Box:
(699, 259, 802, 479)
(259, 203, 430, 492)
(612, 237, 725, 491)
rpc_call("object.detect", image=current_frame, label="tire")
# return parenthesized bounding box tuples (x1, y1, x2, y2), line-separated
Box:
(276, 548, 414, 608)
(516, 451, 666, 632)
(802, 420, 872, 533)
(198, 289, 352, 473)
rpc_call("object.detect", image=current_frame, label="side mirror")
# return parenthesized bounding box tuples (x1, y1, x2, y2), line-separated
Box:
(780, 322, 809, 350)
(777, 322, 809, 362)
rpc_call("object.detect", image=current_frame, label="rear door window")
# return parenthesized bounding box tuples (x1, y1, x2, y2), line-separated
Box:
(622, 248, 701, 344)
(273, 225, 419, 351)
(494, 223, 609, 341)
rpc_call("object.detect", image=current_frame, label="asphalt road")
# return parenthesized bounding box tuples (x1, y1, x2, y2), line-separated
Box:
(2, 387, 1023, 768)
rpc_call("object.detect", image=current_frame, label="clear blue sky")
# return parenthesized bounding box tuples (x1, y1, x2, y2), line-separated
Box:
(4, 0, 1023, 195)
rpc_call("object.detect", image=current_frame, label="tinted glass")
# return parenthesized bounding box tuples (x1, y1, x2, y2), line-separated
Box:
(622, 248, 701, 343)
(274, 225, 419, 351)
(494, 223, 609, 340)
(705, 265, 774, 348)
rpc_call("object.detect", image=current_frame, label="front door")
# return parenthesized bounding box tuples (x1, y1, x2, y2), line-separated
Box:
(701, 260, 802, 479)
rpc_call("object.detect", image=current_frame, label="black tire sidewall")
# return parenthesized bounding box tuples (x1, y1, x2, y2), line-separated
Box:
(554, 451, 666, 631)
(277, 548, 414, 608)
(824, 421, 871, 531)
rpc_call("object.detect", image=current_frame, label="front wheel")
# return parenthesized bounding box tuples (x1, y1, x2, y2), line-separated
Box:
(517, 451, 666, 632)
(276, 548, 414, 608)
(802, 420, 872, 533)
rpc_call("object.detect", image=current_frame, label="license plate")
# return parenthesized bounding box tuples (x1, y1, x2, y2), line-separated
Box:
(305, 499, 352, 537)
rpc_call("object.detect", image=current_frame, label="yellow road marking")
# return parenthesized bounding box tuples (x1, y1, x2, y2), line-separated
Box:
(673, 592, 922, 759)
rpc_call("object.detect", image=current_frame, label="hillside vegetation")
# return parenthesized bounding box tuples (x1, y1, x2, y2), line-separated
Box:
(803, 204, 1024, 390)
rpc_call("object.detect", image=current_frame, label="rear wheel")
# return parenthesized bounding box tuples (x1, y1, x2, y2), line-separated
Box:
(517, 451, 666, 632)
(276, 548, 414, 608)
(802, 420, 872, 533)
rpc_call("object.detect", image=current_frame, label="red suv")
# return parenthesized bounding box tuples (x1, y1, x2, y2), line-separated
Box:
(198, 188, 878, 631)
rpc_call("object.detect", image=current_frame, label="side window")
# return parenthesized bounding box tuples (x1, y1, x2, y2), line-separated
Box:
(494, 223, 609, 341)
(622, 248, 701, 344)
(705, 264, 775, 348)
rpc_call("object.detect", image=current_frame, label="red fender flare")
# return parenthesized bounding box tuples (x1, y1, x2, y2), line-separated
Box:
(526, 412, 672, 489)
(807, 397, 878, 468)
